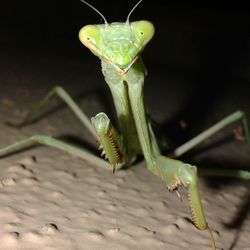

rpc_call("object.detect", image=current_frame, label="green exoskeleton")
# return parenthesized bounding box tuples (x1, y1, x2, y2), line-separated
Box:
(0, 1, 250, 249)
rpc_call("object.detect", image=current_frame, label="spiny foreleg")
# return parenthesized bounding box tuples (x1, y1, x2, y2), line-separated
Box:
(155, 155, 217, 250)
(91, 112, 132, 172)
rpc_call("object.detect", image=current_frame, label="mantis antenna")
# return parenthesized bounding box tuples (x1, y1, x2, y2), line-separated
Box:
(80, 0, 109, 26)
(126, 0, 143, 23)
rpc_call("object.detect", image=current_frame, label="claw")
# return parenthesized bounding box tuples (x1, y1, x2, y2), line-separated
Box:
(175, 190, 182, 201)
(112, 164, 116, 174)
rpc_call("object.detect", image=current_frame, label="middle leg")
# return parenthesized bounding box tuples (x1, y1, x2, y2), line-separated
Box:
(0, 135, 110, 168)
(8, 86, 97, 139)
(172, 111, 250, 157)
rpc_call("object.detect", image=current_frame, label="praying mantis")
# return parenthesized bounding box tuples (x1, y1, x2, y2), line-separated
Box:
(1, 1, 250, 249)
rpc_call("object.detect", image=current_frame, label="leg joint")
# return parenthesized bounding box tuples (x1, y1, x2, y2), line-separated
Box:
(179, 163, 198, 187)
(30, 135, 52, 144)
(234, 110, 245, 119)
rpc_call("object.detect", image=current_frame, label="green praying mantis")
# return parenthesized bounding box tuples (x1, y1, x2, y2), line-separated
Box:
(1, 0, 250, 249)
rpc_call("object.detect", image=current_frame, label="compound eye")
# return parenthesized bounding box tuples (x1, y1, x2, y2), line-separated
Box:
(79, 25, 100, 49)
(132, 20, 155, 46)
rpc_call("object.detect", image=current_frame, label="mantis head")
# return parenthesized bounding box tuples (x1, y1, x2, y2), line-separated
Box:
(78, 0, 154, 73)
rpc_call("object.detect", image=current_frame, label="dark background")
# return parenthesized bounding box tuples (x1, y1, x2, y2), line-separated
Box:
(1, 0, 250, 168)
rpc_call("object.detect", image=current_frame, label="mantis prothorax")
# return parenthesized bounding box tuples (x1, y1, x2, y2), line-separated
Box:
(1, 1, 250, 249)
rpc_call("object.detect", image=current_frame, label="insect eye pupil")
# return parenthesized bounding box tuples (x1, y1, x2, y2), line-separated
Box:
(140, 31, 144, 35)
